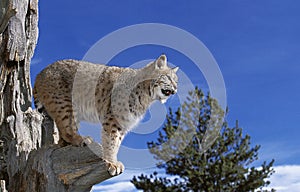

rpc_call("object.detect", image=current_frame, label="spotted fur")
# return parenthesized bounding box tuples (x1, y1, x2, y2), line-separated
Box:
(33, 54, 178, 175)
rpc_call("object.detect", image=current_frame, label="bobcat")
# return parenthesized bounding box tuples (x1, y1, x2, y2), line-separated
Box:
(33, 54, 179, 176)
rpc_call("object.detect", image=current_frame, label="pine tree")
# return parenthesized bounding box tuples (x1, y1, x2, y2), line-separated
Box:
(131, 88, 275, 192)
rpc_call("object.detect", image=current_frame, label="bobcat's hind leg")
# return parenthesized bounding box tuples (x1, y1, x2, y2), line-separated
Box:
(102, 121, 125, 176)
(54, 106, 93, 147)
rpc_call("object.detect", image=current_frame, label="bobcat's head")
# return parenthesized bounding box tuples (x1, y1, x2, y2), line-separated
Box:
(148, 54, 179, 104)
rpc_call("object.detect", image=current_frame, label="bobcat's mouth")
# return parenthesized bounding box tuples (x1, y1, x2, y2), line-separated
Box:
(161, 89, 175, 96)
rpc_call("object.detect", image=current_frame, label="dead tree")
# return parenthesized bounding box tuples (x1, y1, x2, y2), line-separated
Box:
(0, 1, 115, 191)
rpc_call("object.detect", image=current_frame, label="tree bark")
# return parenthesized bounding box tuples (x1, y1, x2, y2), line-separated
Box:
(0, 1, 115, 191)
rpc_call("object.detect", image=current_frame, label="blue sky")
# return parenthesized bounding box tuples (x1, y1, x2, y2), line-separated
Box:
(32, 1, 300, 191)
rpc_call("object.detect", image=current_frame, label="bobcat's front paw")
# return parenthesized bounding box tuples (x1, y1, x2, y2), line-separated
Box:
(104, 160, 124, 176)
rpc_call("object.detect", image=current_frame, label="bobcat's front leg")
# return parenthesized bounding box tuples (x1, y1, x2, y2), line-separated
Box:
(102, 123, 125, 176)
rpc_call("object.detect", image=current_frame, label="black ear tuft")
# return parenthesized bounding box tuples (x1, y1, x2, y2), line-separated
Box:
(172, 67, 179, 73)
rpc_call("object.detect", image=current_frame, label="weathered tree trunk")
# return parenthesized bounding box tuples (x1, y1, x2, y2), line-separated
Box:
(0, 1, 114, 191)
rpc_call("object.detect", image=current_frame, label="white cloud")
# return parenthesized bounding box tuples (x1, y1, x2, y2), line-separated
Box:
(30, 58, 42, 66)
(92, 165, 300, 192)
(92, 169, 158, 192)
(92, 181, 137, 192)
(264, 165, 300, 192)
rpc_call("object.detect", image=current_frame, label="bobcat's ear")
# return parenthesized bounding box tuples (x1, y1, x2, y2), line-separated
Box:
(155, 54, 167, 70)
(172, 67, 179, 73)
